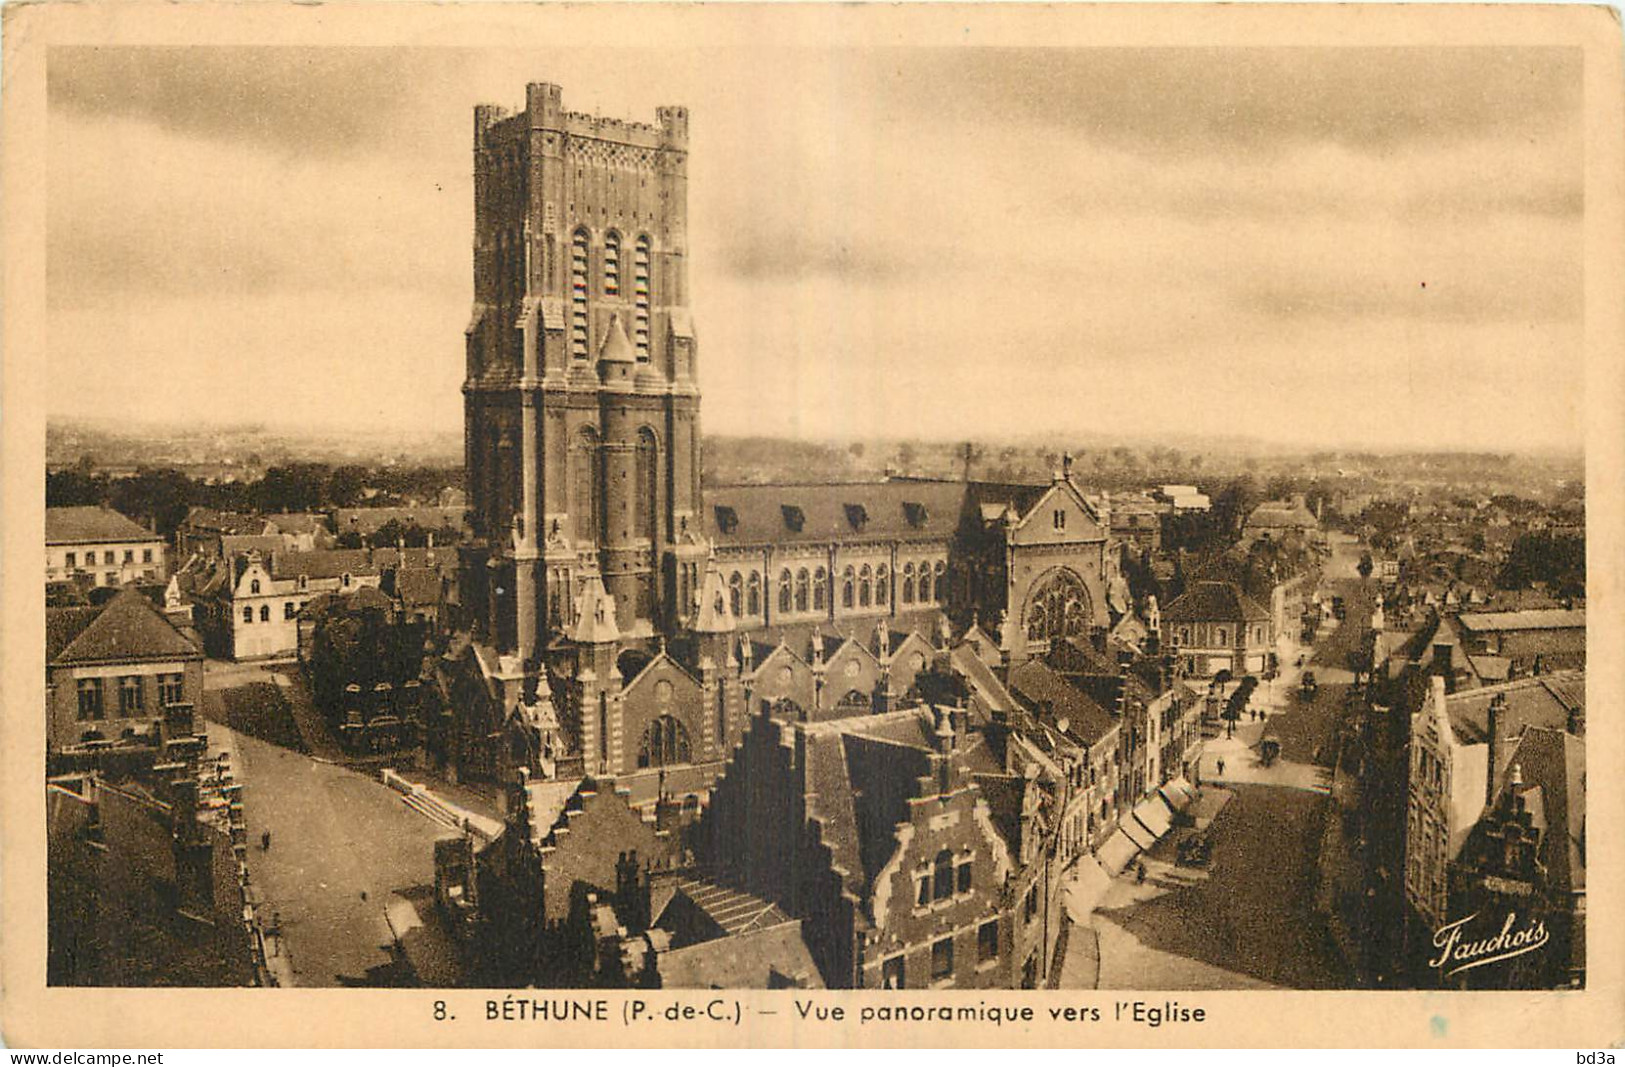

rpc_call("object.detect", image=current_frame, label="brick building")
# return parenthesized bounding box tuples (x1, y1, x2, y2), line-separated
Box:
(46, 588, 203, 755)
(695, 703, 1069, 989)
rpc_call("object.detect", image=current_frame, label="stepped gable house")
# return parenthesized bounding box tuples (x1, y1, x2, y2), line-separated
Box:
(448, 81, 1121, 798)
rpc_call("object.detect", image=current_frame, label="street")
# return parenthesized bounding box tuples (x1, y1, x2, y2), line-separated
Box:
(1093, 785, 1352, 989)
(1080, 553, 1379, 990)
(202, 659, 458, 986)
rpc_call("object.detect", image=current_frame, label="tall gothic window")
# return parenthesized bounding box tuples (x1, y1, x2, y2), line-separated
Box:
(779, 569, 793, 615)
(1025, 568, 1090, 646)
(934, 560, 947, 603)
(795, 568, 810, 612)
(569, 228, 590, 359)
(635, 427, 658, 542)
(728, 571, 743, 619)
(603, 230, 621, 296)
(573, 427, 599, 542)
(634, 234, 652, 361)
(902, 563, 915, 604)
(919, 565, 933, 604)
(876, 564, 890, 607)
(746, 571, 762, 617)
(842, 566, 855, 609)
(638, 715, 691, 769)
(859, 564, 873, 608)
(813, 567, 828, 611)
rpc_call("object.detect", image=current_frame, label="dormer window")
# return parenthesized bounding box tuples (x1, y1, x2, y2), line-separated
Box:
(250, 579, 261, 595)
(714, 506, 739, 535)
(341, 572, 352, 588)
(781, 504, 805, 533)
(844, 503, 868, 531)
(903, 501, 928, 528)
(298, 574, 308, 591)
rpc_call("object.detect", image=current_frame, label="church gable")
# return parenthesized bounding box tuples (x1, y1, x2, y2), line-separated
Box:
(619, 652, 707, 773)
(1009, 482, 1103, 547)
(818, 638, 882, 721)
(749, 644, 814, 715)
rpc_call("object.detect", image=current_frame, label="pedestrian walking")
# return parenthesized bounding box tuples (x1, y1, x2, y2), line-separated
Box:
(1216, 758, 1226, 777)
(261, 829, 272, 851)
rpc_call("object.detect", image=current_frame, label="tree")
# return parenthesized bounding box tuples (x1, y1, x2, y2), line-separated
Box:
(1222, 675, 1259, 738)
(1357, 551, 1374, 580)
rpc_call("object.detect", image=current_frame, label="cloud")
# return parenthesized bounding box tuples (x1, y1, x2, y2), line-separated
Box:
(867, 47, 1583, 158)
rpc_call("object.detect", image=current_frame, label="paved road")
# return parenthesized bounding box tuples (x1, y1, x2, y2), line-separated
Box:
(233, 728, 455, 986)
(1093, 785, 1353, 990)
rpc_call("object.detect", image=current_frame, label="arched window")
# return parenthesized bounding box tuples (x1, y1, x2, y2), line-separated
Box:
(603, 230, 621, 296)
(876, 564, 890, 606)
(795, 568, 810, 612)
(637, 714, 691, 769)
(919, 565, 933, 604)
(902, 563, 915, 604)
(1177, 627, 1190, 646)
(250, 579, 261, 595)
(569, 228, 590, 359)
(634, 234, 652, 361)
(837, 689, 870, 714)
(1025, 568, 1090, 646)
(933, 849, 954, 902)
(859, 564, 873, 608)
(728, 572, 743, 619)
(259, 604, 270, 622)
(778, 569, 793, 615)
(573, 427, 600, 543)
(1216, 628, 1228, 646)
(813, 567, 827, 611)
(242, 606, 253, 624)
(747, 571, 762, 617)
(842, 566, 855, 609)
(634, 427, 658, 541)
(934, 561, 946, 602)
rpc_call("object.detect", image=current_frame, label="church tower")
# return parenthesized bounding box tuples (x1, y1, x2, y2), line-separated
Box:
(463, 82, 707, 670)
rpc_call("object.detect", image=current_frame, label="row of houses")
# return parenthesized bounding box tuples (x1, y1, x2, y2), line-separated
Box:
(430, 619, 1209, 989)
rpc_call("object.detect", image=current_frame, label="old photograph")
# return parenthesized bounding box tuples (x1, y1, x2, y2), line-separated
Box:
(12, 6, 1617, 1035)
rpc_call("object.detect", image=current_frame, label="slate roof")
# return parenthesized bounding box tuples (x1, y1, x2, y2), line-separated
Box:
(181, 507, 268, 536)
(1490, 727, 1586, 895)
(1007, 660, 1117, 746)
(265, 513, 328, 536)
(1163, 581, 1271, 624)
(331, 507, 466, 535)
(1244, 500, 1319, 531)
(657, 920, 824, 989)
(391, 568, 443, 608)
(1444, 670, 1585, 746)
(46, 506, 159, 545)
(48, 588, 200, 666)
(703, 481, 968, 547)
(268, 549, 379, 581)
(1457, 609, 1586, 632)
(220, 534, 287, 559)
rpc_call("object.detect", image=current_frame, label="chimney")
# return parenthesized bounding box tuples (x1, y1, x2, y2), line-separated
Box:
(1486, 692, 1505, 809)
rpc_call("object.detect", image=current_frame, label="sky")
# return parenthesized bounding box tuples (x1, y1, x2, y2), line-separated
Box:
(46, 45, 1586, 452)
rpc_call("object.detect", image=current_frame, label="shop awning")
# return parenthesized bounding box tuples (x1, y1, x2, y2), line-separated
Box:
(1118, 813, 1158, 851)
(1130, 794, 1174, 841)
(1096, 829, 1140, 876)
(1159, 777, 1198, 813)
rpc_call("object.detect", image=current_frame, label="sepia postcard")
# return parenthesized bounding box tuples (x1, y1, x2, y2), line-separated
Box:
(2, 0, 1622, 1050)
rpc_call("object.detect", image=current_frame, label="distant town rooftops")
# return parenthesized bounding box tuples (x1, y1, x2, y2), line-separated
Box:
(46, 506, 160, 545)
